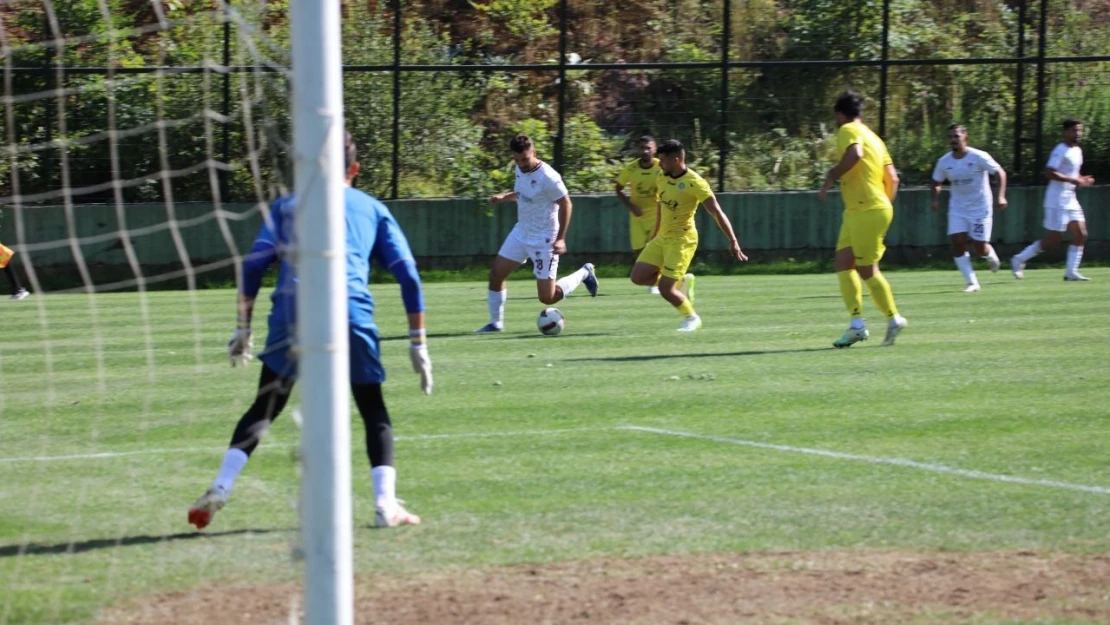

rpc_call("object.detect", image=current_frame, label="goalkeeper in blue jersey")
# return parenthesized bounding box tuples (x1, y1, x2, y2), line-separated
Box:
(188, 132, 431, 530)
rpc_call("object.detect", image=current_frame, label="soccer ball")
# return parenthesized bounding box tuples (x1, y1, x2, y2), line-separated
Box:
(537, 307, 565, 336)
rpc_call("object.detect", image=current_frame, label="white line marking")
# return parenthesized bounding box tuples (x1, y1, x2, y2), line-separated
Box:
(0, 427, 608, 464)
(620, 426, 1110, 496)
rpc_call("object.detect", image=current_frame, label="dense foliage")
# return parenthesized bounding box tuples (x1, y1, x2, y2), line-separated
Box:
(2, 0, 1107, 204)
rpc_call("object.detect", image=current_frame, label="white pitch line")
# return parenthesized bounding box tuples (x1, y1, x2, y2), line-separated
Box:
(621, 425, 1110, 496)
(0, 427, 608, 464)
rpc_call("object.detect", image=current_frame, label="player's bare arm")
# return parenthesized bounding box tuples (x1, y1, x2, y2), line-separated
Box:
(614, 182, 642, 217)
(995, 168, 1009, 209)
(553, 195, 572, 255)
(1045, 167, 1094, 187)
(930, 179, 944, 212)
(883, 163, 899, 202)
(490, 191, 518, 204)
(818, 143, 863, 201)
(702, 195, 748, 261)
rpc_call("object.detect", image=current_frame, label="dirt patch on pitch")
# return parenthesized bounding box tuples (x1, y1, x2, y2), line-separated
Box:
(101, 551, 1110, 624)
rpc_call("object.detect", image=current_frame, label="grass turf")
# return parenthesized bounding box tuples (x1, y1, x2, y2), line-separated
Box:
(1, 267, 1108, 624)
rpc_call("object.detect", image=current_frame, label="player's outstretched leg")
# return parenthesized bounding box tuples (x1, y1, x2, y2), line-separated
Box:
(553, 263, 598, 299)
(352, 383, 420, 528)
(1011, 240, 1042, 279)
(189, 365, 292, 530)
(981, 244, 1001, 273)
(678, 273, 696, 306)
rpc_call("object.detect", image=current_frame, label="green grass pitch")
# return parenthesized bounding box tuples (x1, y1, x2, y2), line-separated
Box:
(1, 268, 1108, 624)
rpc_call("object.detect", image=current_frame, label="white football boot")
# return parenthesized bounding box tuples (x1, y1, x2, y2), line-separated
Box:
(882, 315, 908, 346)
(188, 485, 229, 530)
(375, 500, 421, 528)
(677, 314, 702, 332)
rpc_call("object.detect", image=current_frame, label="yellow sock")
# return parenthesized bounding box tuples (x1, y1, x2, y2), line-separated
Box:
(864, 273, 899, 319)
(676, 299, 695, 317)
(837, 270, 863, 318)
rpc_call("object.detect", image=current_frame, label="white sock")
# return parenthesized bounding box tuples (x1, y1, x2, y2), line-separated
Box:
(1015, 240, 1042, 262)
(213, 448, 249, 493)
(555, 266, 587, 297)
(982, 245, 999, 264)
(1067, 245, 1084, 275)
(954, 253, 977, 285)
(850, 318, 866, 330)
(488, 289, 506, 327)
(372, 465, 396, 508)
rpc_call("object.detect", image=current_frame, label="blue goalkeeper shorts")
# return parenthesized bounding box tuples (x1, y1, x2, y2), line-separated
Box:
(259, 318, 385, 386)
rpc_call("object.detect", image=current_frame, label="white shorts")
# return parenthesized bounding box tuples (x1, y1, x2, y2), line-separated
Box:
(497, 225, 559, 280)
(1043, 201, 1084, 232)
(947, 212, 993, 241)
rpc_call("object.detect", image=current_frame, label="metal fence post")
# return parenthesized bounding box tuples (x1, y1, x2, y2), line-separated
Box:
(878, 0, 891, 137)
(391, 0, 402, 199)
(717, 0, 731, 192)
(1034, 0, 1048, 171)
(554, 0, 569, 173)
(1013, 0, 1026, 178)
(221, 9, 231, 202)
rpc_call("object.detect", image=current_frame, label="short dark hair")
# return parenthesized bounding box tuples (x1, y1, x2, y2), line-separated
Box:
(657, 139, 684, 158)
(947, 123, 967, 134)
(833, 91, 864, 119)
(638, 135, 657, 145)
(1063, 118, 1083, 130)
(344, 131, 358, 170)
(509, 134, 534, 153)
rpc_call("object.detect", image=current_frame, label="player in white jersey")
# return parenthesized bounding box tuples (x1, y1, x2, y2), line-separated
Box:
(476, 135, 599, 332)
(1011, 119, 1096, 281)
(930, 125, 1008, 292)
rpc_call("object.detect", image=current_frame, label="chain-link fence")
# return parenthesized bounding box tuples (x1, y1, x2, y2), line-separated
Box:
(3, 0, 1108, 204)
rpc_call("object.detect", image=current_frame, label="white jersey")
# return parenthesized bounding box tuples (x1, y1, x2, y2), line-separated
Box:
(513, 161, 569, 242)
(1044, 142, 1083, 208)
(931, 147, 1002, 216)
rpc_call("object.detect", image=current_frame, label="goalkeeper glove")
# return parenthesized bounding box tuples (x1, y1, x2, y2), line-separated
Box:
(408, 329, 433, 395)
(228, 324, 253, 367)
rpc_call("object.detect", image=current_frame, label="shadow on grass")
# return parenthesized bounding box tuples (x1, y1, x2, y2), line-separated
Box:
(794, 289, 957, 300)
(565, 347, 830, 362)
(0, 528, 290, 558)
(380, 331, 479, 341)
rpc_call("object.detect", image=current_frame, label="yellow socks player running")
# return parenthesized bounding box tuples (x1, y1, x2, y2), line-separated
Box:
(864, 273, 899, 319)
(837, 269, 863, 318)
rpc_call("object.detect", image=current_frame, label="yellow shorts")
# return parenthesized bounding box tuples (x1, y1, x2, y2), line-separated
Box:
(636, 232, 698, 280)
(629, 213, 657, 251)
(836, 208, 893, 266)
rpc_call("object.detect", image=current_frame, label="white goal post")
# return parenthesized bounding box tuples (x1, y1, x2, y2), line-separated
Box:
(289, 0, 353, 624)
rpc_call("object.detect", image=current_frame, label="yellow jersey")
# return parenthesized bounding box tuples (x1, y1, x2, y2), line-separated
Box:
(615, 158, 662, 215)
(656, 167, 714, 238)
(836, 120, 893, 213)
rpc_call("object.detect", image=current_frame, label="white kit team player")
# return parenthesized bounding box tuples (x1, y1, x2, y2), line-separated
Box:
(1011, 119, 1096, 281)
(476, 134, 599, 332)
(930, 124, 1008, 292)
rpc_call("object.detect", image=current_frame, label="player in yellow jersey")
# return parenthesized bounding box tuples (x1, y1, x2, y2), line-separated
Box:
(818, 91, 907, 348)
(614, 136, 663, 293)
(630, 140, 748, 331)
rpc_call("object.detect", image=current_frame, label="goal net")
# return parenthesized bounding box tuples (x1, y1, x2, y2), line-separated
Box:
(0, 1, 314, 623)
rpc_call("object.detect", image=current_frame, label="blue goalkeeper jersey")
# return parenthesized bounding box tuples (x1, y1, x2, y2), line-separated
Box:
(243, 186, 421, 331)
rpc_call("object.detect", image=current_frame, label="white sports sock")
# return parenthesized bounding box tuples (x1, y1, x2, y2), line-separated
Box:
(1067, 245, 1084, 274)
(213, 448, 249, 493)
(1014, 240, 1042, 262)
(372, 465, 397, 508)
(555, 266, 587, 297)
(982, 245, 999, 264)
(954, 253, 977, 285)
(849, 317, 866, 330)
(488, 289, 506, 326)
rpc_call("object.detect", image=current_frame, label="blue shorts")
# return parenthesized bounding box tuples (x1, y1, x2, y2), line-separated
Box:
(259, 318, 385, 386)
